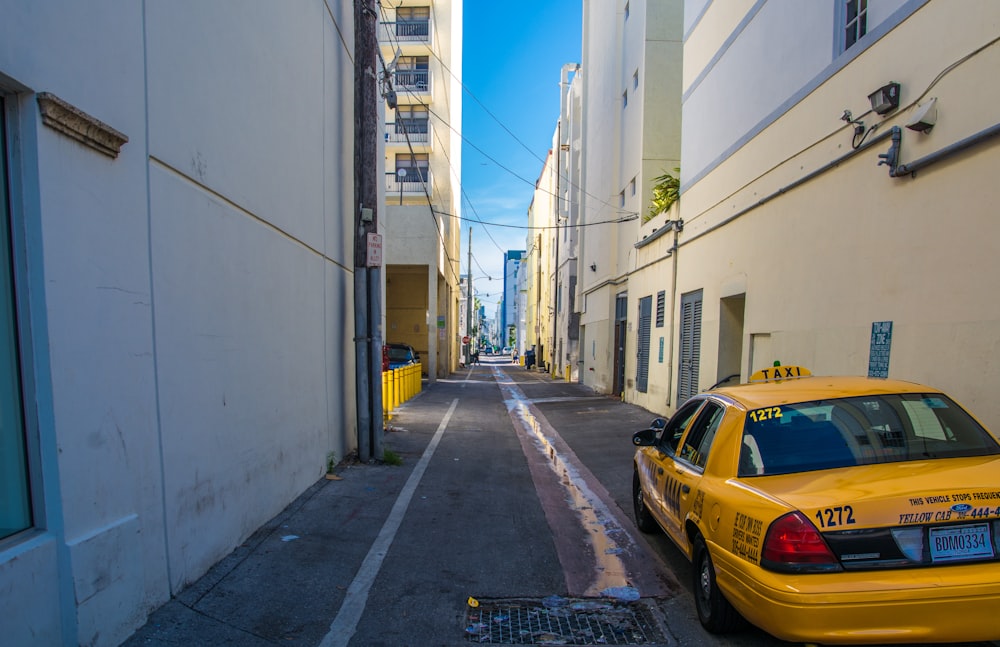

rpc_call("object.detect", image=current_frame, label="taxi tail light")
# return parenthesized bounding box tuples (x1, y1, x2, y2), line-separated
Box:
(761, 512, 842, 573)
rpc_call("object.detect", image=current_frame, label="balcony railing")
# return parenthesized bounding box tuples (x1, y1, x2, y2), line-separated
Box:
(393, 70, 430, 93)
(385, 170, 432, 195)
(385, 121, 431, 145)
(379, 21, 431, 44)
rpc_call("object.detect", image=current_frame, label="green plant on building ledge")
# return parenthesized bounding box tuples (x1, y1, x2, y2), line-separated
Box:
(645, 167, 680, 223)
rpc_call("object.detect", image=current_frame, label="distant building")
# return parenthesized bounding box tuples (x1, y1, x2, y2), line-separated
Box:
(501, 250, 524, 347)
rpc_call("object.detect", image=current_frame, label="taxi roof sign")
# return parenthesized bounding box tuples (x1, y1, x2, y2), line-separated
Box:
(748, 365, 812, 383)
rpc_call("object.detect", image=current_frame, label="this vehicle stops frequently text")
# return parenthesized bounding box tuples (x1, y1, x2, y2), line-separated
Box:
(631, 366, 1000, 644)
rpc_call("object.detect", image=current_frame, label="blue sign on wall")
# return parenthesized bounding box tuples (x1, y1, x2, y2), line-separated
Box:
(868, 321, 893, 378)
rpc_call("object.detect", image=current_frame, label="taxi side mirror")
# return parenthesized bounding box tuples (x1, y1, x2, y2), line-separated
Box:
(649, 417, 667, 431)
(632, 428, 657, 446)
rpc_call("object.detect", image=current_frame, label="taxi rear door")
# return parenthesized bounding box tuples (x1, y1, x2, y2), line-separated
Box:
(661, 400, 727, 556)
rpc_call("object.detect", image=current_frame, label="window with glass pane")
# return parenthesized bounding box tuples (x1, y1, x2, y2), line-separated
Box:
(844, 0, 867, 50)
(396, 57, 429, 91)
(396, 105, 428, 134)
(396, 7, 430, 38)
(0, 96, 32, 540)
(395, 153, 429, 182)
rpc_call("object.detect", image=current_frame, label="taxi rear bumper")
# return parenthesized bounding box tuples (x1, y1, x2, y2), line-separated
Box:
(714, 546, 1000, 644)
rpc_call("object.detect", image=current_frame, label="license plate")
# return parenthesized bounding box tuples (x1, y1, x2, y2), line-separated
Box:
(929, 524, 994, 562)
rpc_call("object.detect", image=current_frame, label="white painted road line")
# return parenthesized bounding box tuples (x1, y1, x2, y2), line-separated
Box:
(319, 398, 459, 647)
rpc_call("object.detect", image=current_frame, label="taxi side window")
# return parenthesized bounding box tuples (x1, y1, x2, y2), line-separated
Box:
(659, 400, 703, 454)
(679, 401, 725, 469)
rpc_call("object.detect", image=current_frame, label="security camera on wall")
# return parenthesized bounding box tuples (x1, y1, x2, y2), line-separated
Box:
(906, 97, 937, 133)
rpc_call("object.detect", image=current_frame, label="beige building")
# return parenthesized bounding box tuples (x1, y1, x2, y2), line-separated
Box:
(378, 0, 463, 380)
(575, 0, 684, 402)
(522, 152, 556, 368)
(560, 0, 1000, 433)
(667, 0, 1000, 429)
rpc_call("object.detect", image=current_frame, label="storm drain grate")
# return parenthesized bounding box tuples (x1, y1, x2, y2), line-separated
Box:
(463, 597, 664, 645)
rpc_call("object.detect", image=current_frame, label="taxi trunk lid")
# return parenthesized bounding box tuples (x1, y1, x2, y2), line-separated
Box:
(749, 456, 1000, 569)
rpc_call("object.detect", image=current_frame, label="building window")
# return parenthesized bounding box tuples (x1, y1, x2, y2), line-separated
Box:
(624, 1, 630, 21)
(622, 90, 628, 109)
(630, 177, 636, 196)
(395, 152, 429, 182)
(0, 95, 32, 541)
(619, 190, 625, 208)
(655, 290, 665, 327)
(843, 0, 867, 50)
(395, 56, 430, 91)
(633, 70, 639, 90)
(395, 104, 429, 134)
(395, 6, 430, 39)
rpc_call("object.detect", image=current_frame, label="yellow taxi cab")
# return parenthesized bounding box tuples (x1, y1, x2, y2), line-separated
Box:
(631, 366, 1000, 644)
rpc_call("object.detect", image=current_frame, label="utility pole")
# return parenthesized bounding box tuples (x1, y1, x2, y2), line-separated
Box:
(466, 227, 472, 366)
(354, 0, 383, 462)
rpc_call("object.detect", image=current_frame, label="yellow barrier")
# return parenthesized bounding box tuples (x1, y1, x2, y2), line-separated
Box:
(382, 363, 422, 420)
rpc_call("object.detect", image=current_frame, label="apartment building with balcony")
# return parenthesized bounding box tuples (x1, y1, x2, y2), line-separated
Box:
(0, 3, 356, 644)
(378, 0, 463, 380)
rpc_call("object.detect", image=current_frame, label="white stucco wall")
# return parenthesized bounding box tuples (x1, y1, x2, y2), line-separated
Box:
(0, 1, 356, 644)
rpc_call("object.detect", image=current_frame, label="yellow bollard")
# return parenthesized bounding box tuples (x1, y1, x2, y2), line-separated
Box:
(382, 370, 390, 420)
(565, 364, 571, 381)
(391, 367, 400, 411)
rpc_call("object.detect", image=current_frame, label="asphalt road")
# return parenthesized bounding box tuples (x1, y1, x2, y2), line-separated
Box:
(123, 355, 1000, 647)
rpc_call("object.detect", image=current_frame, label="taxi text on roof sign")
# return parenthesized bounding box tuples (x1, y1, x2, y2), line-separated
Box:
(748, 365, 812, 383)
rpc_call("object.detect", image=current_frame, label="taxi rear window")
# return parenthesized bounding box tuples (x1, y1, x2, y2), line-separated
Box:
(738, 393, 1000, 477)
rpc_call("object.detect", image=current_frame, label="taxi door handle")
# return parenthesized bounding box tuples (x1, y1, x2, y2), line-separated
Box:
(656, 467, 664, 475)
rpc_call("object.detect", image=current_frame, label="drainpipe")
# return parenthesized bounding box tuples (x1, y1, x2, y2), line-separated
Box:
(664, 219, 682, 408)
(880, 123, 1000, 177)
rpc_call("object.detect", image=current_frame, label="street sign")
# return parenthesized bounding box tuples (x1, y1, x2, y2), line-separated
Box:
(462, 335, 470, 344)
(366, 232, 382, 267)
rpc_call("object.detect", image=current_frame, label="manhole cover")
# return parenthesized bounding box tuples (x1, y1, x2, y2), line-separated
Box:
(463, 597, 666, 645)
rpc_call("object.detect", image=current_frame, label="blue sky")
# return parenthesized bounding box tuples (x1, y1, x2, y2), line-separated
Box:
(460, 1, 582, 312)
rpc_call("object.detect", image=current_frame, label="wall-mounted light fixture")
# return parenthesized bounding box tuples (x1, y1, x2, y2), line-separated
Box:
(590, 263, 597, 272)
(868, 82, 900, 115)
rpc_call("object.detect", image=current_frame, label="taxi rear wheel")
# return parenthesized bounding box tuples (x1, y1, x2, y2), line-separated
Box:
(632, 470, 659, 533)
(693, 536, 742, 634)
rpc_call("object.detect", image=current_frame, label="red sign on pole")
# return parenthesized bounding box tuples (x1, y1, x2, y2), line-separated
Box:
(462, 335, 470, 344)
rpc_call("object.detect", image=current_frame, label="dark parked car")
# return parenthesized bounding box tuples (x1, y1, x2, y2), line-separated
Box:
(385, 343, 419, 370)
